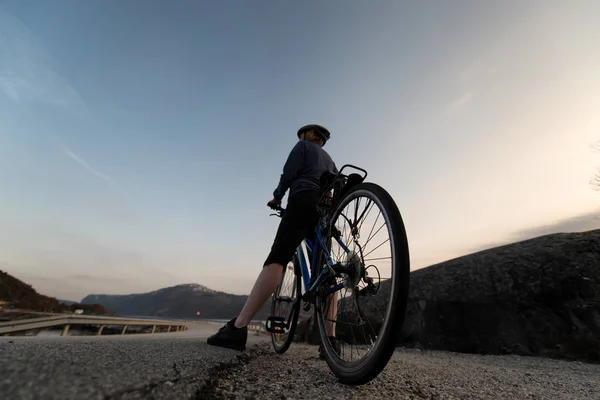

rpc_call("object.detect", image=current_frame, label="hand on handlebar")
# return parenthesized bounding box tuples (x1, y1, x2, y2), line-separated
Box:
(267, 198, 284, 217)
(267, 198, 282, 210)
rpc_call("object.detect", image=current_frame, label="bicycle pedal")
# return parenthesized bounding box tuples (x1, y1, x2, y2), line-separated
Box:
(265, 316, 286, 333)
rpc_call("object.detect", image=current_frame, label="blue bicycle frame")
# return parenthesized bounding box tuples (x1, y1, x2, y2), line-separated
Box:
(296, 216, 352, 297)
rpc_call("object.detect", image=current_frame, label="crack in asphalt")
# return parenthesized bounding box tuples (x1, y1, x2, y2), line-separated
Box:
(194, 343, 271, 399)
(99, 344, 270, 399)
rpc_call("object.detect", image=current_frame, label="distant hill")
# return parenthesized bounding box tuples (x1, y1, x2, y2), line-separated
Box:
(0, 270, 70, 313)
(81, 283, 272, 320)
(0, 270, 114, 316)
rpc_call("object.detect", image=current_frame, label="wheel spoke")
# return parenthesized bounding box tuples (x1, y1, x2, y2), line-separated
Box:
(354, 199, 373, 233)
(362, 221, 386, 251)
(363, 256, 391, 262)
(363, 238, 390, 259)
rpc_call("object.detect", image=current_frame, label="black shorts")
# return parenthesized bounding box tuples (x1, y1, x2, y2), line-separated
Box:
(264, 190, 320, 267)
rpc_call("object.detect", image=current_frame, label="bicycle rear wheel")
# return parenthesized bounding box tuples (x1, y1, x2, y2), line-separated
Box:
(270, 254, 302, 354)
(315, 182, 410, 385)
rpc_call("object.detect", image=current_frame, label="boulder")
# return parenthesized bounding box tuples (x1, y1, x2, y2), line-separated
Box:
(398, 230, 600, 362)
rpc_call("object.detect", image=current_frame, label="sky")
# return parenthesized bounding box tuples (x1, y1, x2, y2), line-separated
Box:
(1, 0, 599, 301)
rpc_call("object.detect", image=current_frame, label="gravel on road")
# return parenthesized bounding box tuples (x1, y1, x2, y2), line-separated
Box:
(204, 343, 600, 400)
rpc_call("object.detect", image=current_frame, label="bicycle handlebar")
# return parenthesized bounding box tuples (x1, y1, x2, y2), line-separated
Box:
(267, 202, 285, 217)
(267, 202, 284, 211)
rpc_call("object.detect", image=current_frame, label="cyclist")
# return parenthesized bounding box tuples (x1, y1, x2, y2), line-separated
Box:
(207, 124, 338, 352)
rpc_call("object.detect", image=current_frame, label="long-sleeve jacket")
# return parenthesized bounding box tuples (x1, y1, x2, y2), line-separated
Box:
(273, 140, 338, 200)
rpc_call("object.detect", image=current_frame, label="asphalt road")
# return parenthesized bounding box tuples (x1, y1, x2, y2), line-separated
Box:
(0, 321, 269, 400)
(3, 323, 599, 400)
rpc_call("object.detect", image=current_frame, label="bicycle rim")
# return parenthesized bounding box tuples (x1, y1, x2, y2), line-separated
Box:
(315, 182, 410, 385)
(271, 257, 301, 354)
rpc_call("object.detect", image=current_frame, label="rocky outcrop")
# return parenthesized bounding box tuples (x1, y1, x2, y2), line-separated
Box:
(398, 230, 600, 362)
(294, 230, 600, 362)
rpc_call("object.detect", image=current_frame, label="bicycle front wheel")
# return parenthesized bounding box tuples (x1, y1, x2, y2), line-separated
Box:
(270, 255, 302, 354)
(315, 182, 410, 385)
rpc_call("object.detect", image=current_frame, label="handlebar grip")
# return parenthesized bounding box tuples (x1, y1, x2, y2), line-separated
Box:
(267, 202, 285, 212)
(267, 202, 278, 209)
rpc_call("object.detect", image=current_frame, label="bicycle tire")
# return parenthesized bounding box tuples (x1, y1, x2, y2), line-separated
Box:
(271, 254, 302, 354)
(315, 182, 410, 385)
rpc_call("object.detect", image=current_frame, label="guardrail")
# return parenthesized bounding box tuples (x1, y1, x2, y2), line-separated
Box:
(0, 314, 188, 336)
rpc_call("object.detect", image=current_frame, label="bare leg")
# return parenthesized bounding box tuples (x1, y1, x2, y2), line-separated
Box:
(234, 263, 283, 328)
(324, 291, 338, 337)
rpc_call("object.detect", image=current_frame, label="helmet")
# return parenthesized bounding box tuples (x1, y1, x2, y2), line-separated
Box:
(297, 124, 331, 144)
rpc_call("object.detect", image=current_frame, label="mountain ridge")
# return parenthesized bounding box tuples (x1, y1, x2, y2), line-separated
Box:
(81, 283, 221, 302)
(81, 282, 270, 320)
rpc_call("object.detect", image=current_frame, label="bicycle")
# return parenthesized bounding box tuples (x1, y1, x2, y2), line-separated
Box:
(265, 164, 410, 385)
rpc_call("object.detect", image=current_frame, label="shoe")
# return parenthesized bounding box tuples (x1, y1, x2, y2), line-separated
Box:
(318, 336, 341, 359)
(206, 318, 247, 351)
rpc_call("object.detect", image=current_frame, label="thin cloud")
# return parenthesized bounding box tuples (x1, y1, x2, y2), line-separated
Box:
(419, 90, 476, 127)
(63, 146, 111, 182)
(445, 91, 475, 115)
(46, 132, 112, 183)
(67, 274, 128, 283)
(511, 211, 600, 242)
(0, 6, 86, 109)
(470, 209, 600, 253)
(0, 76, 24, 102)
(46, 132, 135, 204)
(63, 144, 135, 203)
